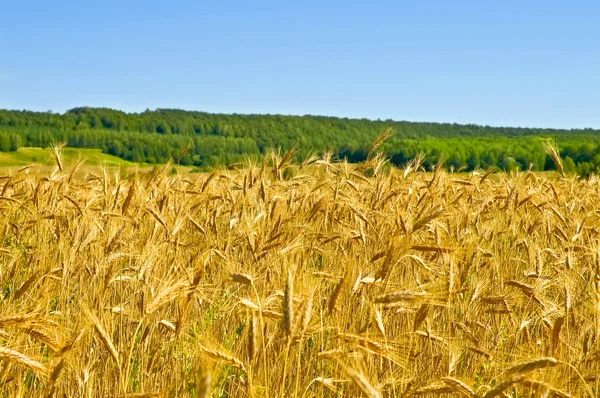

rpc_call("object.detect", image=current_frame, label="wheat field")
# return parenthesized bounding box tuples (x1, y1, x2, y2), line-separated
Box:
(1, 146, 599, 397)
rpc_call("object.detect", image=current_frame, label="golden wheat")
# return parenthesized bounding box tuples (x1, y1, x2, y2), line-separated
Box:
(0, 145, 597, 396)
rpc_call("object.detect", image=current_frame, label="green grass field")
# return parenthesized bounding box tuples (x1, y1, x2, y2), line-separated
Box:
(0, 147, 197, 176)
(0, 147, 136, 167)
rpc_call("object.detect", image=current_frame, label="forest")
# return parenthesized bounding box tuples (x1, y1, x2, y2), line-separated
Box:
(1, 107, 599, 174)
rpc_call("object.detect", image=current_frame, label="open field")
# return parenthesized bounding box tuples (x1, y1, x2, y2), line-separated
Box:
(0, 147, 138, 167)
(0, 147, 194, 177)
(1, 150, 600, 397)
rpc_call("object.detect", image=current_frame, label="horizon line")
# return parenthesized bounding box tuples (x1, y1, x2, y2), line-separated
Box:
(1, 105, 598, 132)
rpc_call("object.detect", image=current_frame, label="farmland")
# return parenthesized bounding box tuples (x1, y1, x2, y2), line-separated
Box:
(0, 146, 599, 397)
(2, 107, 600, 175)
(0, 147, 137, 168)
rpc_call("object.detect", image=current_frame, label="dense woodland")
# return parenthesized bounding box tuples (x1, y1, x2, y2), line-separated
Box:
(1, 107, 599, 174)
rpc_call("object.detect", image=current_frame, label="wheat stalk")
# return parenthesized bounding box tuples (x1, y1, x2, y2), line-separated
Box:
(480, 374, 527, 398)
(374, 291, 431, 304)
(81, 305, 120, 368)
(441, 377, 475, 397)
(283, 268, 294, 336)
(199, 346, 247, 374)
(506, 357, 558, 374)
(0, 346, 48, 378)
(346, 368, 382, 398)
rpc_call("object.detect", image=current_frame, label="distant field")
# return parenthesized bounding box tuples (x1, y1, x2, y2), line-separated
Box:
(0, 147, 194, 175)
(2, 107, 600, 176)
(0, 147, 136, 167)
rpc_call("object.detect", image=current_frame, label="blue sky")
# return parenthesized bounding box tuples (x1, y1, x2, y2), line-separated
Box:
(1, 0, 598, 128)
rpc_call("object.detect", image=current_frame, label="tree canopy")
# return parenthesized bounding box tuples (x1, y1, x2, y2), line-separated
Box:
(1, 107, 599, 174)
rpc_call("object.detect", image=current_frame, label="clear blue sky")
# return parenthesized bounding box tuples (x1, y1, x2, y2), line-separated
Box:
(1, 0, 598, 128)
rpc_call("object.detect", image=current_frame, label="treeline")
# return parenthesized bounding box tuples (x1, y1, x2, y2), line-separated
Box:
(1, 107, 599, 174)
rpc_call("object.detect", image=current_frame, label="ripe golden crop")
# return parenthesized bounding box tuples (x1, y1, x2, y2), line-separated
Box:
(0, 150, 599, 397)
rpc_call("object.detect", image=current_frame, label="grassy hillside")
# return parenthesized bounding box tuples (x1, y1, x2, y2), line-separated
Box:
(0, 147, 138, 167)
(1, 107, 600, 175)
